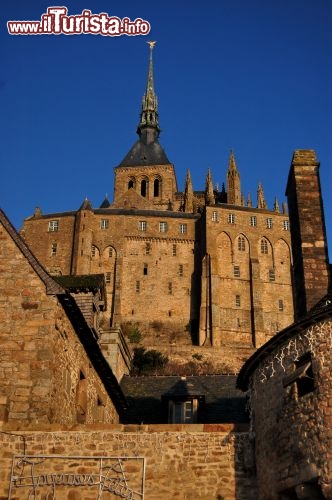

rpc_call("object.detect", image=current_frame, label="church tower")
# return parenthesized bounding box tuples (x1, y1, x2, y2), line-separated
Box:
(113, 42, 178, 210)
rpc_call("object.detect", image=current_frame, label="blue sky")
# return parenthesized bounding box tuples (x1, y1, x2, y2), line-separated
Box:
(1, 1, 331, 253)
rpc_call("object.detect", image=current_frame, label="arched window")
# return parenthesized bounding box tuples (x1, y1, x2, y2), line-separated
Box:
(128, 179, 134, 189)
(154, 178, 160, 197)
(261, 238, 268, 254)
(141, 179, 147, 197)
(238, 236, 245, 251)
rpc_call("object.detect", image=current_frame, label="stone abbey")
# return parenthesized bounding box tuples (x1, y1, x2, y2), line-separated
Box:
(21, 45, 296, 364)
(0, 44, 331, 499)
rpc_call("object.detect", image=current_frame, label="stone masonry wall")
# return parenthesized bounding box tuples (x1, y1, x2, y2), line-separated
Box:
(0, 424, 257, 500)
(0, 219, 118, 425)
(249, 318, 332, 499)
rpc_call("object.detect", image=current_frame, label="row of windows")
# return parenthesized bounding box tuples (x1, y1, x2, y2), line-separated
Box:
(136, 281, 174, 294)
(48, 216, 289, 233)
(212, 212, 289, 230)
(232, 265, 278, 281)
(141, 263, 184, 277)
(128, 177, 161, 198)
(234, 295, 284, 310)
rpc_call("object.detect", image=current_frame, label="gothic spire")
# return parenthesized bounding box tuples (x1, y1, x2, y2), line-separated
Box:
(205, 168, 215, 206)
(227, 150, 241, 205)
(137, 41, 160, 144)
(273, 197, 280, 213)
(257, 182, 267, 209)
(184, 169, 194, 213)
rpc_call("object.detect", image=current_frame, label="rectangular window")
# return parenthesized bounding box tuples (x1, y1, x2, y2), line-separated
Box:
(172, 244, 177, 256)
(168, 282, 173, 294)
(235, 295, 241, 307)
(48, 220, 59, 232)
(269, 269, 276, 281)
(278, 299, 284, 311)
(212, 211, 218, 222)
(283, 220, 289, 231)
(91, 245, 96, 258)
(109, 247, 113, 258)
(179, 264, 184, 277)
(250, 216, 257, 227)
(105, 272, 111, 284)
(100, 219, 109, 230)
(143, 263, 148, 276)
(179, 223, 187, 234)
(233, 265, 240, 278)
(139, 221, 147, 231)
(145, 242, 151, 255)
(266, 217, 273, 229)
(135, 281, 140, 293)
(51, 243, 57, 256)
(159, 221, 168, 233)
(228, 213, 235, 224)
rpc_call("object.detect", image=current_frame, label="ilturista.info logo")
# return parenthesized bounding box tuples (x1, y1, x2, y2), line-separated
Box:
(7, 7, 151, 36)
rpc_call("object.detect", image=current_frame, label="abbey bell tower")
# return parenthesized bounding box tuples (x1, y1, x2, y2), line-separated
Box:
(113, 42, 178, 210)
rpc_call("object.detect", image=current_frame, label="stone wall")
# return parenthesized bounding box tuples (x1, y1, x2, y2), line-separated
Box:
(249, 317, 332, 499)
(0, 424, 257, 500)
(0, 217, 119, 425)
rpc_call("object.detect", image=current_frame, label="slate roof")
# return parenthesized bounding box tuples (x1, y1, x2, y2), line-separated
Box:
(118, 139, 170, 167)
(120, 375, 249, 424)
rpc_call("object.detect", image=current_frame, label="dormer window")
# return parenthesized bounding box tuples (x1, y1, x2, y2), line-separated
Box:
(162, 378, 205, 424)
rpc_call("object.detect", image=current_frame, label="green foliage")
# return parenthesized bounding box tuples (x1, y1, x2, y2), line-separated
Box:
(128, 325, 142, 344)
(131, 347, 169, 375)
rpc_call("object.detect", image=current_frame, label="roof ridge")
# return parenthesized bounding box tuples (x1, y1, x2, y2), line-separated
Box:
(0, 208, 65, 295)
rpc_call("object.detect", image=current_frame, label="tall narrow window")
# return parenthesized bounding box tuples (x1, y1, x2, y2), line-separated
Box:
(212, 211, 218, 222)
(139, 221, 147, 231)
(128, 179, 134, 189)
(143, 264, 148, 276)
(179, 264, 184, 277)
(250, 216, 257, 227)
(179, 224, 187, 234)
(233, 265, 240, 278)
(100, 219, 109, 230)
(105, 272, 111, 284)
(228, 213, 235, 224)
(269, 269, 276, 281)
(238, 236, 245, 251)
(136, 281, 140, 293)
(278, 299, 284, 311)
(261, 239, 268, 254)
(108, 247, 113, 258)
(145, 242, 151, 255)
(172, 244, 177, 256)
(283, 220, 289, 231)
(51, 243, 57, 256)
(235, 295, 241, 307)
(168, 282, 173, 294)
(159, 222, 167, 233)
(266, 217, 273, 229)
(141, 179, 147, 197)
(91, 245, 96, 258)
(154, 178, 160, 197)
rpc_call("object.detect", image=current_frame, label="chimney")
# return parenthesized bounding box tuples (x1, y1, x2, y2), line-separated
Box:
(286, 150, 330, 319)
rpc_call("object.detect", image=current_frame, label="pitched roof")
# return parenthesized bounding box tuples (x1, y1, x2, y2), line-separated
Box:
(0, 208, 65, 295)
(120, 375, 248, 424)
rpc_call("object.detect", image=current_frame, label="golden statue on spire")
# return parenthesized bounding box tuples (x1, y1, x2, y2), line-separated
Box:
(147, 41, 157, 49)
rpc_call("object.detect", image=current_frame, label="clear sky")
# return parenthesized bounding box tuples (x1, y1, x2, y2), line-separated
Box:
(1, 1, 331, 253)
